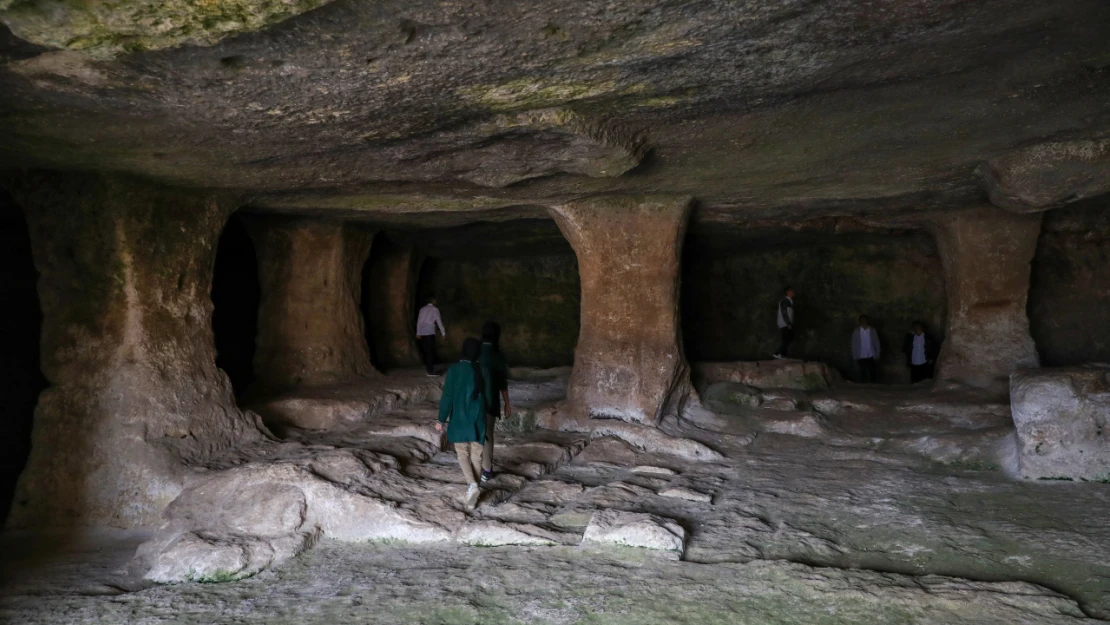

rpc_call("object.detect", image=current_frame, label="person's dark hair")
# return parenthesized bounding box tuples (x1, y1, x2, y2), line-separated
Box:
(859, 314, 869, 323)
(426, 294, 437, 304)
(783, 285, 793, 295)
(912, 320, 925, 331)
(481, 321, 501, 352)
(462, 337, 485, 400)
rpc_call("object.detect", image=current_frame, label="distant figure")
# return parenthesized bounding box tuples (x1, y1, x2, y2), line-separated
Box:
(902, 321, 939, 383)
(435, 337, 492, 510)
(773, 286, 795, 359)
(416, 296, 446, 376)
(851, 315, 881, 383)
(478, 321, 511, 484)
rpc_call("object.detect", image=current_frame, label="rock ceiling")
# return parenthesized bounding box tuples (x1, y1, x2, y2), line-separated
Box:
(1, 0, 1108, 226)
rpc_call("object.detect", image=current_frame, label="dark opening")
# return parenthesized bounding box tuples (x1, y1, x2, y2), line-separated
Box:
(211, 212, 261, 397)
(0, 190, 47, 522)
(1028, 194, 1110, 365)
(376, 218, 580, 369)
(682, 221, 947, 384)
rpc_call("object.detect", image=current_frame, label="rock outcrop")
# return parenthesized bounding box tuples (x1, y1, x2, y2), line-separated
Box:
(3, 172, 263, 528)
(1010, 366, 1110, 480)
(982, 138, 1110, 212)
(933, 208, 1041, 390)
(249, 217, 377, 390)
(693, 360, 841, 392)
(550, 196, 693, 425)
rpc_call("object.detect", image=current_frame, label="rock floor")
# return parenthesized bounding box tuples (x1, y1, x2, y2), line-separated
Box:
(2, 373, 1110, 624)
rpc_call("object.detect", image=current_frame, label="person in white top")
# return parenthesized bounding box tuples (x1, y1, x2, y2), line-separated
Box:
(902, 321, 938, 383)
(772, 286, 795, 359)
(416, 296, 447, 376)
(850, 314, 881, 383)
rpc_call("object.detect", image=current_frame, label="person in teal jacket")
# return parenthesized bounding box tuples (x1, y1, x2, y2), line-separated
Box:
(478, 321, 511, 484)
(435, 337, 492, 510)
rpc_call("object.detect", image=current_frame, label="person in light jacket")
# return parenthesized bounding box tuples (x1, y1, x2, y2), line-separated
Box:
(850, 315, 881, 383)
(415, 295, 446, 376)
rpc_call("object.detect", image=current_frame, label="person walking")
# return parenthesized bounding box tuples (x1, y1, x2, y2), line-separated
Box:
(902, 321, 939, 383)
(851, 315, 881, 383)
(416, 295, 446, 376)
(478, 321, 511, 484)
(435, 337, 493, 510)
(773, 286, 795, 359)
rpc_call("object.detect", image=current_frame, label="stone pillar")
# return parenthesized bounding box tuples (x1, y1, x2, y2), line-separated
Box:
(4, 172, 262, 529)
(550, 195, 693, 426)
(933, 207, 1041, 389)
(249, 217, 376, 389)
(366, 237, 423, 370)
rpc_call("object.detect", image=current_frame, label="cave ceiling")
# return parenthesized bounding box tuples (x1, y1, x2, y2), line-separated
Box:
(1, 0, 1108, 226)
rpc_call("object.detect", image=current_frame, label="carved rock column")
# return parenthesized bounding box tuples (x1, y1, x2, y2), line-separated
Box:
(550, 195, 693, 426)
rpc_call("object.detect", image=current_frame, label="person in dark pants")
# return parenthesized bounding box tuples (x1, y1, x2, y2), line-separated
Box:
(435, 337, 493, 510)
(478, 321, 511, 484)
(773, 286, 795, 359)
(850, 314, 881, 383)
(902, 321, 939, 383)
(416, 296, 446, 376)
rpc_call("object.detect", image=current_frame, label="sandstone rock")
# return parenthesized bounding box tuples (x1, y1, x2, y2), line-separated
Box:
(550, 196, 693, 425)
(702, 382, 763, 409)
(582, 509, 686, 556)
(249, 217, 377, 390)
(129, 453, 453, 582)
(363, 238, 423, 370)
(760, 413, 828, 439)
(631, 466, 677, 476)
(3, 173, 263, 529)
(658, 487, 712, 503)
(933, 208, 1041, 390)
(456, 521, 558, 547)
(587, 422, 723, 462)
(693, 360, 841, 392)
(1010, 366, 1110, 480)
(982, 138, 1110, 212)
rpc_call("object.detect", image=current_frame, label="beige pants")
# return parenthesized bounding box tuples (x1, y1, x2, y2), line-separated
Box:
(482, 412, 496, 472)
(455, 442, 483, 485)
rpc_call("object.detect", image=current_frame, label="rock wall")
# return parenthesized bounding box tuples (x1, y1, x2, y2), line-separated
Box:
(417, 254, 580, 368)
(363, 235, 423, 371)
(1028, 198, 1110, 366)
(683, 231, 946, 384)
(248, 217, 376, 389)
(3, 172, 262, 528)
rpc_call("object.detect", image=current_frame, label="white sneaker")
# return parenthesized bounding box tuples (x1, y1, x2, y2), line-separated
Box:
(772, 353, 784, 360)
(465, 483, 480, 510)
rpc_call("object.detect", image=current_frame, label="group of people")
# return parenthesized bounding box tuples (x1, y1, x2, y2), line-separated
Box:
(772, 286, 941, 384)
(418, 297, 511, 510)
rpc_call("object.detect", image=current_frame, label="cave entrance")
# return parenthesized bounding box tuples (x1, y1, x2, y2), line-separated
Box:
(681, 221, 947, 385)
(211, 212, 261, 398)
(0, 190, 47, 522)
(365, 218, 581, 373)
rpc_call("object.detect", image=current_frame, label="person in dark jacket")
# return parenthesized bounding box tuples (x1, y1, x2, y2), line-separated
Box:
(902, 321, 939, 383)
(772, 285, 795, 359)
(478, 321, 511, 484)
(435, 337, 493, 510)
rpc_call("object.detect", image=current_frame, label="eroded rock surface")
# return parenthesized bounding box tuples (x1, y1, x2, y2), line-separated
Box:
(694, 360, 841, 391)
(933, 207, 1041, 390)
(1011, 366, 1110, 480)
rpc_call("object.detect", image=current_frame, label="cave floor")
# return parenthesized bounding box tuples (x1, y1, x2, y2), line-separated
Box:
(3, 379, 1110, 624)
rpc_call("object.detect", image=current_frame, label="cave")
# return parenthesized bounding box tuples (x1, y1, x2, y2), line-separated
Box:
(210, 212, 261, 397)
(3, 2, 1110, 623)
(406, 218, 580, 369)
(0, 191, 46, 524)
(683, 220, 947, 384)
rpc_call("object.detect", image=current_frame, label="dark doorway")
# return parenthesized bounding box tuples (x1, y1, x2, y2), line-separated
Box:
(0, 191, 47, 522)
(211, 213, 261, 397)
